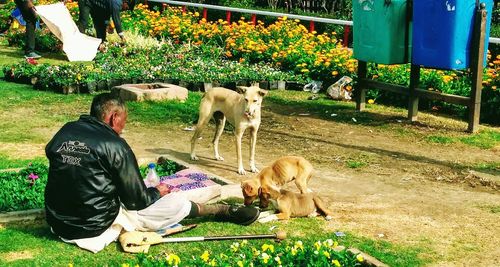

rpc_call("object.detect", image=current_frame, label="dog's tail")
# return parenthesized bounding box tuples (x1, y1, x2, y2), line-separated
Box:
(312, 195, 333, 221)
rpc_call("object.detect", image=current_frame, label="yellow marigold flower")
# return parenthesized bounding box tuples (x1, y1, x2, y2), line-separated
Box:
(357, 254, 364, 262)
(121, 264, 129, 267)
(368, 99, 375, 104)
(68, 264, 74, 267)
(237, 261, 244, 267)
(332, 71, 339, 76)
(332, 259, 341, 267)
(201, 251, 210, 262)
(492, 86, 497, 90)
(300, 69, 309, 73)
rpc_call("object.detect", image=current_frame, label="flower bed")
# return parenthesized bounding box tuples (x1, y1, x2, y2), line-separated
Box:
(126, 239, 366, 267)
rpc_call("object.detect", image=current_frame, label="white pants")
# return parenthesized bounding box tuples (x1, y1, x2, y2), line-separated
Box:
(61, 192, 192, 253)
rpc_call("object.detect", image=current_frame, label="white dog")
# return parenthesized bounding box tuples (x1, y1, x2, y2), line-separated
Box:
(190, 86, 268, 175)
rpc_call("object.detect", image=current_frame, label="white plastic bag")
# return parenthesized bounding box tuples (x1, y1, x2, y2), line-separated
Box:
(327, 76, 353, 100)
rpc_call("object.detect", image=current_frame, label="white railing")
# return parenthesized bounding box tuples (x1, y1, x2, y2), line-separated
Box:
(148, 0, 500, 45)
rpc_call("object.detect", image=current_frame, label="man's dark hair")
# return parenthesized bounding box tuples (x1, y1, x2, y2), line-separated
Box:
(90, 93, 126, 121)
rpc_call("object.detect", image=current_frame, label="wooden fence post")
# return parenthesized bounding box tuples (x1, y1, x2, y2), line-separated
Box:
(468, 4, 487, 133)
(408, 64, 420, 121)
(356, 61, 367, 111)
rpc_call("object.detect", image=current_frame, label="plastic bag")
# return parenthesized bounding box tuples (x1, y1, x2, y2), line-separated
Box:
(303, 80, 323, 94)
(327, 76, 353, 100)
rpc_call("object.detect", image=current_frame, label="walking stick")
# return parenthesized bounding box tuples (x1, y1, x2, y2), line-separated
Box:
(160, 230, 287, 243)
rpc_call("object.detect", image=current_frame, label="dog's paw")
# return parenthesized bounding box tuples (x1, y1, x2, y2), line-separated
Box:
(190, 155, 199, 161)
(250, 166, 259, 173)
(237, 168, 247, 175)
(307, 211, 319, 218)
(325, 215, 333, 221)
(215, 155, 224, 161)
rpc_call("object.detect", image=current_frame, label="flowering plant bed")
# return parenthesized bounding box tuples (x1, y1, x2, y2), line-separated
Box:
(126, 239, 367, 267)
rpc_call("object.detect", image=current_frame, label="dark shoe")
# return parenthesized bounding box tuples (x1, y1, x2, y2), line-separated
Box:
(24, 52, 42, 59)
(215, 206, 260, 226)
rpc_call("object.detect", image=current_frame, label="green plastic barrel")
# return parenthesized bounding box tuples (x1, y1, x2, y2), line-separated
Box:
(353, 0, 410, 64)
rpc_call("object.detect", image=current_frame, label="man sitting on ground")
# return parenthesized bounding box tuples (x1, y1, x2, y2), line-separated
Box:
(44, 93, 259, 252)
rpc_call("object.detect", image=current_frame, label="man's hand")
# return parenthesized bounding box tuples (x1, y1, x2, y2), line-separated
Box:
(156, 184, 170, 197)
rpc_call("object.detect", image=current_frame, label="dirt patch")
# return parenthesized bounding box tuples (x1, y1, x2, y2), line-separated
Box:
(2, 250, 35, 262)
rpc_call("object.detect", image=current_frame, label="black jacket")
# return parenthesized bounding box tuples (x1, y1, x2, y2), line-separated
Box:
(45, 115, 160, 239)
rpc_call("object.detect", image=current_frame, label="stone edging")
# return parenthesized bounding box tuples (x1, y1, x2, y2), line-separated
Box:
(0, 209, 45, 223)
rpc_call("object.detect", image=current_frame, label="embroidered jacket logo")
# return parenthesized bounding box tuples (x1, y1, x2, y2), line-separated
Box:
(56, 141, 90, 154)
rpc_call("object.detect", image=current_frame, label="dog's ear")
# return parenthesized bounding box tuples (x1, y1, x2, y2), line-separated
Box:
(241, 182, 254, 196)
(259, 189, 271, 209)
(258, 89, 268, 97)
(236, 86, 248, 94)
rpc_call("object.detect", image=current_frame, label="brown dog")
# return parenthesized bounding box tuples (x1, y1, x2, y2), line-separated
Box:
(241, 156, 313, 208)
(257, 188, 333, 222)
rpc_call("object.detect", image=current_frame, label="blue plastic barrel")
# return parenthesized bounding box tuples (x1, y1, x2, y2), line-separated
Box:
(412, 0, 493, 70)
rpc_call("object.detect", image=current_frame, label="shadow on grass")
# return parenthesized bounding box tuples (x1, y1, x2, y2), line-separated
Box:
(265, 93, 471, 132)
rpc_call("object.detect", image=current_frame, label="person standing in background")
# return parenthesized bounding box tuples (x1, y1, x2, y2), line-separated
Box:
(14, 0, 40, 58)
(107, 0, 126, 42)
(77, 0, 91, 34)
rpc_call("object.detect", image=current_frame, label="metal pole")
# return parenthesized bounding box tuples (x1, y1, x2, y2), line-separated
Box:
(226, 10, 231, 24)
(343, 25, 350, 47)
